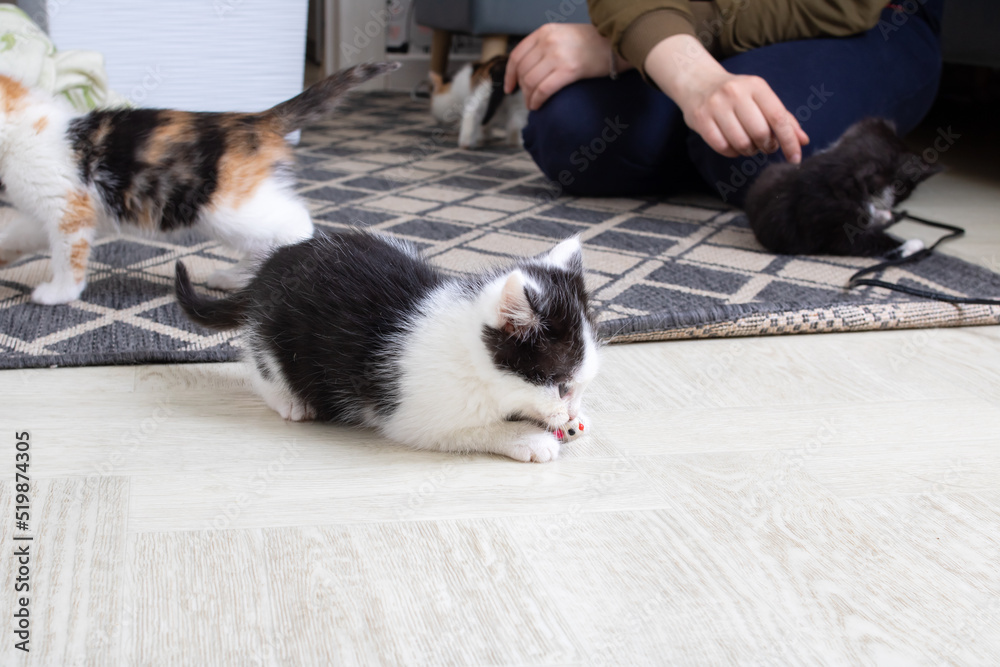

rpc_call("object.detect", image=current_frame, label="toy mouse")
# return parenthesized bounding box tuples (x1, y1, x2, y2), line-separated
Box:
(554, 419, 585, 443)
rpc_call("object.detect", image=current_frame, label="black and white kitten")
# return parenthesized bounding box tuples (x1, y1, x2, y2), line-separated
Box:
(174, 231, 599, 463)
(744, 117, 943, 257)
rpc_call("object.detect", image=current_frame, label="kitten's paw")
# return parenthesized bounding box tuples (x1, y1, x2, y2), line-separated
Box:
(505, 432, 561, 463)
(899, 238, 925, 258)
(206, 266, 250, 291)
(278, 399, 315, 422)
(458, 127, 484, 150)
(32, 280, 85, 305)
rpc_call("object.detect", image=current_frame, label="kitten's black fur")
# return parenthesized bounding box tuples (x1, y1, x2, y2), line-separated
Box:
(744, 118, 943, 256)
(481, 55, 513, 126)
(483, 259, 588, 387)
(176, 232, 442, 421)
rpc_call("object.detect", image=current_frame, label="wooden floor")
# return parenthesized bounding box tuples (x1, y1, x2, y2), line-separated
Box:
(3, 157, 1000, 665)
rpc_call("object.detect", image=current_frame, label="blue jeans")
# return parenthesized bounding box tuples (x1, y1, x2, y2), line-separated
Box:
(523, 0, 943, 205)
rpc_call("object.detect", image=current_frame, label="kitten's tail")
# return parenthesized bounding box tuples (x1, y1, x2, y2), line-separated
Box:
(263, 62, 401, 134)
(174, 261, 249, 330)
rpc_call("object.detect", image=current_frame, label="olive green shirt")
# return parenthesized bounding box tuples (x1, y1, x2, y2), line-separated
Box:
(590, 0, 888, 76)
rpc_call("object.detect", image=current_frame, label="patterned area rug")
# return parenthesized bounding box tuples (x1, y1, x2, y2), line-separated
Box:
(1, 92, 999, 369)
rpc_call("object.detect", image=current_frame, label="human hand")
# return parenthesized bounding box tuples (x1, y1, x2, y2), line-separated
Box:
(646, 35, 809, 163)
(503, 23, 630, 111)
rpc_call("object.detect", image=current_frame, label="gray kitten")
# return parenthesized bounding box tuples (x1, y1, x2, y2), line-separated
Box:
(745, 118, 942, 257)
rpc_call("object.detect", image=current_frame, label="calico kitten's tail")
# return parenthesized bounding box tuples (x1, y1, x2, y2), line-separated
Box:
(174, 261, 249, 330)
(263, 62, 401, 134)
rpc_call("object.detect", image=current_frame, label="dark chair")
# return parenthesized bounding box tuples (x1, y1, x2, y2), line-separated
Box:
(414, 0, 590, 74)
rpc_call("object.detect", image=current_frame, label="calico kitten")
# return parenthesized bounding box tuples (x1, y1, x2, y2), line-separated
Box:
(174, 230, 599, 463)
(744, 117, 943, 257)
(0, 62, 398, 305)
(429, 55, 528, 149)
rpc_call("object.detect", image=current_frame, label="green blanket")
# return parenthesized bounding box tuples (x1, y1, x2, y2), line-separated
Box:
(0, 4, 125, 110)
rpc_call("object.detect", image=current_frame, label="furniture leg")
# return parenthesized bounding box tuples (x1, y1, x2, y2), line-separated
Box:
(430, 29, 452, 75)
(480, 34, 508, 61)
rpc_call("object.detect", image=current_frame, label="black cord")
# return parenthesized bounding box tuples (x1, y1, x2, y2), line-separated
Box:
(847, 211, 1000, 306)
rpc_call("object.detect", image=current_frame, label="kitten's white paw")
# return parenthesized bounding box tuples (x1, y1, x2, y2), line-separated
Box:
(899, 238, 925, 258)
(32, 280, 85, 305)
(278, 399, 314, 422)
(458, 126, 484, 150)
(206, 266, 250, 290)
(259, 383, 314, 422)
(505, 432, 561, 463)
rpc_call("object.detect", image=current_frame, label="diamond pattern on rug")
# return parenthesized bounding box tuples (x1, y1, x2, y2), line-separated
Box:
(91, 240, 171, 268)
(1, 91, 999, 369)
(2, 302, 103, 343)
(45, 321, 192, 356)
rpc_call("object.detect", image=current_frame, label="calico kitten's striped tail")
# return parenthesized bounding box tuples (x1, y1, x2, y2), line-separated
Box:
(263, 62, 400, 134)
(174, 261, 249, 330)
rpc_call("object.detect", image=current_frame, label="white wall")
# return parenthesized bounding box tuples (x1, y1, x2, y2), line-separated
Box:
(30, 0, 307, 112)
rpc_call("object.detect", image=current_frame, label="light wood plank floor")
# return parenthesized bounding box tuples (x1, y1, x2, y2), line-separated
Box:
(2, 157, 999, 666)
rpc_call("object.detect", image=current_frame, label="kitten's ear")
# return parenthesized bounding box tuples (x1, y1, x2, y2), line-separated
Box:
(496, 270, 539, 336)
(546, 236, 583, 272)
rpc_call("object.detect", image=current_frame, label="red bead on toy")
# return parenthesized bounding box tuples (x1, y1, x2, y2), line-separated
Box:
(578, 422, 584, 431)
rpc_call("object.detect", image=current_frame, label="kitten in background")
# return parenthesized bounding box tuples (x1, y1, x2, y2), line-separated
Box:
(429, 55, 528, 149)
(745, 117, 943, 258)
(174, 231, 599, 463)
(0, 62, 398, 305)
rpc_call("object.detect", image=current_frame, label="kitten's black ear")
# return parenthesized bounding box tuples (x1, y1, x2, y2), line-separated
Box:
(496, 270, 539, 336)
(546, 236, 583, 273)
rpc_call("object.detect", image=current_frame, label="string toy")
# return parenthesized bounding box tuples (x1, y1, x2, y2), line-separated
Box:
(848, 211, 1000, 306)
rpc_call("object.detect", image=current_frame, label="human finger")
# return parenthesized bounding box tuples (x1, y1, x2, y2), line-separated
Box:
(694, 113, 740, 158)
(505, 32, 539, 93)
(714, 108, 757, 156)
(734, 97, 778, 154)
(520, 59, 559, 110)
(528, 69, 579, 110)
(753, 86, 803, 163)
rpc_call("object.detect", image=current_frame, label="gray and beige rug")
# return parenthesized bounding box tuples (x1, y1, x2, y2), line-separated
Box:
(1, 92, 999, 369)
